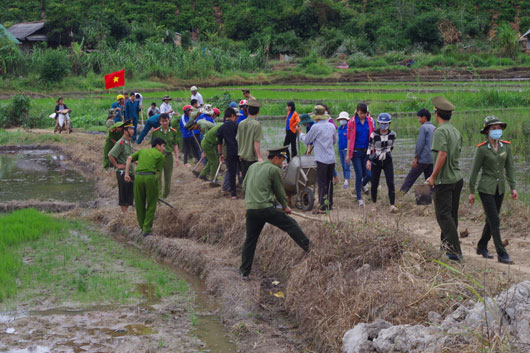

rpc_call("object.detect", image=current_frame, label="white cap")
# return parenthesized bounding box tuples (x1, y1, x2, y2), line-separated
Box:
(190, 86, 198, 91)
(337, 111, 350, 121)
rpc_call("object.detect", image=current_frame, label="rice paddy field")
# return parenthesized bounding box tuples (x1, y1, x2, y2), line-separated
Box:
(3, 79, 530, 202)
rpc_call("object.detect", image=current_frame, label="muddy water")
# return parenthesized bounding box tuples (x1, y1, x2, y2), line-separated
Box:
(0, 148, 95, 203)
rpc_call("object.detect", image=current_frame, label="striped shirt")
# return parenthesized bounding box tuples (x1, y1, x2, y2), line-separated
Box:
(367, 129, 396, 161)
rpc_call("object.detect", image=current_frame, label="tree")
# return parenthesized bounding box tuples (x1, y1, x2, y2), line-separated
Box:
(497, 23, 519, 59)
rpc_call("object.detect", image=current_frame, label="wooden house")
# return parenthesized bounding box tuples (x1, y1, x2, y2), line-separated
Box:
(7, 21, 47, 51)
(519, 28, 530, 52)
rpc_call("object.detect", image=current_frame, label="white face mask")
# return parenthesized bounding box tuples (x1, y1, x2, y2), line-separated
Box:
(339, 120, 348, 125)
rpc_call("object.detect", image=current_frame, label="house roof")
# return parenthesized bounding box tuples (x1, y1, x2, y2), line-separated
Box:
(520, 28, 530, 40)
(7, 21, 46, 41)
(0, 23, 20, 44)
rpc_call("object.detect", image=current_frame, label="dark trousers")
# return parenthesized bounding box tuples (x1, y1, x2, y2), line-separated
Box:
(433, 179, 463, 256)
(316, 161, 334, 211)
(240, 159, 256, 181)
(182, 137, 201, 164)
(400, 163, 433, 193)
(370, 156, 395, 205)
(478, 190, 507, 256)
(225, 155, 239, 196)
(240, 207, 310, 276)
(283, 130, 297, 160)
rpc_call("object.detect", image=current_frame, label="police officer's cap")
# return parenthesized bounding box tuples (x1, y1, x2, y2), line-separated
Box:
(184, 118, 196, 130)
(247, 99, 262, 108)
(123, 119, 134, 128)
(267, 146, 289, 159)
(432, 96, 455, 115)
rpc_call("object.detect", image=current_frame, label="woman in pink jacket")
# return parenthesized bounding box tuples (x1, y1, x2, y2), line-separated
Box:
(345, 103, 375, 206)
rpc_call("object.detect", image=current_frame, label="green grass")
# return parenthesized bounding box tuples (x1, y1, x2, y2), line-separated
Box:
(0, 209, 188, 309)
(0, 128, 63, 145)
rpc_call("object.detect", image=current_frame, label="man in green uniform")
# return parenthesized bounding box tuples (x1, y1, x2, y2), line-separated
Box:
(150, 113, 180, 198)
(236, 99, 263, 180)
(426, 96, 464, 261)
(185, 117, 214, 135)
(125, 137, 166, 237)
(108, 120, 135, 214)
(240, 146, 311, 279)
(199, 123, 222, 181)
(103, 120, 124, 169)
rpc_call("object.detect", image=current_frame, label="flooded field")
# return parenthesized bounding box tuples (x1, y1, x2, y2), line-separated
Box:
(0, 147, 95, 203)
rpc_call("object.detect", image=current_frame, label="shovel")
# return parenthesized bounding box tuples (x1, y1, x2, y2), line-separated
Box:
(209, 161, 223, 188)
(191, 157, 204, 177)
(415, 183, 432, 205)
(158, 198, 175, 208)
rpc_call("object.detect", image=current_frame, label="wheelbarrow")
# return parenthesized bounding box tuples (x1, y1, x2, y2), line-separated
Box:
(282, 137, 317, 211)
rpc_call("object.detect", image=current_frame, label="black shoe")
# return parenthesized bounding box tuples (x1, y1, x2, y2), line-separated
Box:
(476, 248, 494, 259)
(498, 254, 514, 264)
(198, 175, 209, 181)
(446, 253, 463, 262)
(142, 232, 151, 237)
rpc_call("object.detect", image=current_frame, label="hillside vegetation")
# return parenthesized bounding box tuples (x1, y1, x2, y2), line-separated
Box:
(0, 0, 529, 86)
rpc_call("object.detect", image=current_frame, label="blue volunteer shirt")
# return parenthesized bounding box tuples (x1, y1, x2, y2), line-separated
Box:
(286, 111, 294, 131)
(125, 100, 140, 121)
(179, 114, 193, 138)
(111, 102, 122, 122)
(237, 110, 247, 124)
(196, 113, 215, 123)
(354, 116, 370, 149)
(338, 124, 348, 150)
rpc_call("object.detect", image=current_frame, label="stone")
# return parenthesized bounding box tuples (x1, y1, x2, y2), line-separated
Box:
(342, 319, 391, 353)
(342, 281, 530, 353)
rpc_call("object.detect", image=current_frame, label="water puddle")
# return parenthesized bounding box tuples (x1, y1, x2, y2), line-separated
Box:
(161, 262, 238, 353)
(0, 147, 95, 203)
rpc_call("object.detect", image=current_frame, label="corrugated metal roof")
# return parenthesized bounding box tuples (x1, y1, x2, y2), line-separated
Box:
(0, 23, 20, 44)
(7, 21, 45, 41)
(520, 28, 530, 40)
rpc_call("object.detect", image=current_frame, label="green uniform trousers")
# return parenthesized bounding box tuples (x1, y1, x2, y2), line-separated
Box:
(240, 207, 310, 276)
(134, 174, 159, 234)
(433, 179, 463, 256)
(103, 140, 114, 169)
(199, 143, 219, 178)
(158, 152, 173, 198)
(478, 189, 507, 256)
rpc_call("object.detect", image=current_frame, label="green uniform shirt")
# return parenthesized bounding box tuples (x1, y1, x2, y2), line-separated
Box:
(109, 137, 134, 171)
(197, 120, 214, 135)
(236, 116, 263, 162)
(243, 160, 288, 210)
(132, 148, 165, 173)
(106, 123, 123, 143)
(202, 124, 222, 149)
(151, 127, 178, 154)
(469, 141, 516, 195)
(431, 122, 463, 185)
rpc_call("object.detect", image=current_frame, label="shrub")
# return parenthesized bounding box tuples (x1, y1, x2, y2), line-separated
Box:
(35, 49, 71, 83)
(406, 11, 444, 52)
(0, 95, 31, 128)
(497, 23, 519, 59)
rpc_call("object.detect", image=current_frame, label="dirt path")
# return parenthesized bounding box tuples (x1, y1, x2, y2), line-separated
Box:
(3, 129, 530, 352)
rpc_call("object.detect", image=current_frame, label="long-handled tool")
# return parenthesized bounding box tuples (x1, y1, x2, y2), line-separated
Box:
(209, 161, 223, 188)
(158, 198, 175, 208)
(191, 157, 204, 177)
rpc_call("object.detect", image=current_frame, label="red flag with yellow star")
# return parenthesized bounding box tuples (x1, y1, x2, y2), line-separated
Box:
(104, 69, 125, 89)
